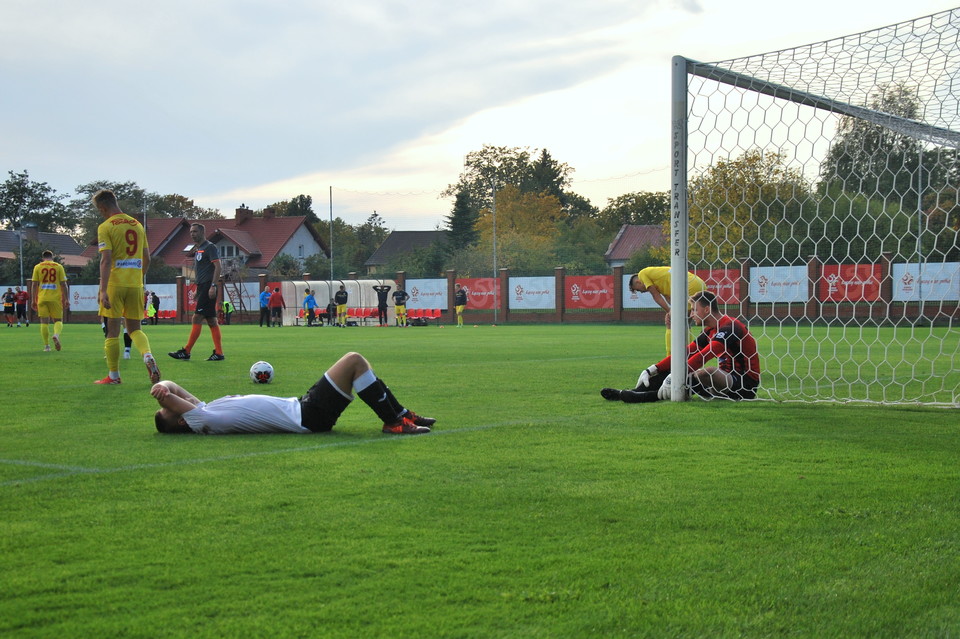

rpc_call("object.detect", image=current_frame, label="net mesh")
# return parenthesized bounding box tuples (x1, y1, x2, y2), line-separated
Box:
(681, 8, 960, 405)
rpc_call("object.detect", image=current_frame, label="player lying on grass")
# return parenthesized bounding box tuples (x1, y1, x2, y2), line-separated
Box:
(602, 290, 761, 402)
(151, 351, 436, 435)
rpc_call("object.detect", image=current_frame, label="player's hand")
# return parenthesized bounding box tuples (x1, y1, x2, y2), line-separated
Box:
(636, 364, 659, 388)
(150, 383, 169, 400)
(657, 374, 673, 400)
(100, 291, 111, 309)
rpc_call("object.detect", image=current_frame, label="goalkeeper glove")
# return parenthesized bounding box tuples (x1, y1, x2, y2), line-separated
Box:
(636, 364, 660, 389)
(657, 374, 673, 400)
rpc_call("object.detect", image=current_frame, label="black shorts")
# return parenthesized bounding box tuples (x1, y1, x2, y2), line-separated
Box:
(725, 372, 760, 400)
(194, 283, 217, 318)
(299, 375, 352, 432)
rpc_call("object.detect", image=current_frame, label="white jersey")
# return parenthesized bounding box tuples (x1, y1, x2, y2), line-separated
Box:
(182, 395, 310, 434)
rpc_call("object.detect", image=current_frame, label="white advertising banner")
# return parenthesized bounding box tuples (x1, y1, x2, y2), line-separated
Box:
(509, 277, 555, 310)
(69, 283, 178, 312)
(621, 274, 665, 309)
(749, 265, 808, 303)
(406, 279, 447, 309)
(892, 262, 960, 301)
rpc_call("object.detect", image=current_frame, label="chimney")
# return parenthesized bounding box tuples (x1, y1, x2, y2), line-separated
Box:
(235, 206, 253, 224)
(263, 207, 276, 220)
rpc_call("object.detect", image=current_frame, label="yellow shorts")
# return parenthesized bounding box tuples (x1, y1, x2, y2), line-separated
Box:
(456, 305, 465, 315)
(395, 305, 406, 315)
(336, 304, 347, 315)
(37, 300, 63, 320)
(100, 285, 145, 320)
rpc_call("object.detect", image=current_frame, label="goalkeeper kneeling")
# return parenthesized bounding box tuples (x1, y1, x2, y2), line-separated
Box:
(602, 291, 761, 402)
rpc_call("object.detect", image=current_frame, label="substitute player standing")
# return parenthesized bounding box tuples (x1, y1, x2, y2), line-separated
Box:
(93, 189, 161, 385)
(392, 286, 409, 327)
(629, 266, 707, 355)
(168, 223, 224, 361)
(30, 251, 68, 351)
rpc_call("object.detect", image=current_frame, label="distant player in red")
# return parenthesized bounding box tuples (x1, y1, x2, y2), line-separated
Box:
(602, 290, 761, 402)
(14, 286, 29, 327)
(268, 287, 286, 327)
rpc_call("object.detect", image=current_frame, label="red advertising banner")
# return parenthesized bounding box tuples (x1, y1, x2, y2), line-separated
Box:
(694, 269, 740, 304)
(819, 264, 882, 302)
(565, 275, 614, 309)
(457, 278, 499, 311)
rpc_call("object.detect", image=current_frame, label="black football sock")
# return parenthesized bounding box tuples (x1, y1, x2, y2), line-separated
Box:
(357, 380, 404, 423)
(619, 389, 661, 403)
(381, 382, 408, 417)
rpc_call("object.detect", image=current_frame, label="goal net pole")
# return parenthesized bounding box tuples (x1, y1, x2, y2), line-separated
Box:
(670, 55, 691, 401)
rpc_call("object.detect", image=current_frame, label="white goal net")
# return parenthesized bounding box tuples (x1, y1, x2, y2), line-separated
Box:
(672, 8, 960, 406)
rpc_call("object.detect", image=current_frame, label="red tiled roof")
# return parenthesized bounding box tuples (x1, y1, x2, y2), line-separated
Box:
(212, 228, 261, 256)
(604, 225, 666, 262)
(81, 214, 327, 271)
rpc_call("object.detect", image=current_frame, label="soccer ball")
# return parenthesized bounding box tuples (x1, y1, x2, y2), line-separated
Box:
(250, 360, 274, 384)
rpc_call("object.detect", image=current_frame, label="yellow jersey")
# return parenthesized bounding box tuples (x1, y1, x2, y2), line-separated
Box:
(98, 213, 149, 288)
(31, 259, 68, 302)
(637, 267, 707, 298)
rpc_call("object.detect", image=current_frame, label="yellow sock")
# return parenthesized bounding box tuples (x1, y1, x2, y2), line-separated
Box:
(665, 328, 672, 356)
(40, 323, 49, 345)
(105, 337, 120, 373)
(129, 329, 152, 356)
(53, 320, 63, 336)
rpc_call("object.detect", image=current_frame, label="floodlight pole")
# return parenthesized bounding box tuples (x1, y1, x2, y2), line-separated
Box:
(491, 180, 498, 325)
(328, 186, 334, 286)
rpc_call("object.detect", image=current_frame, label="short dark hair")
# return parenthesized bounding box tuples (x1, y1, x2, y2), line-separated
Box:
(155, 410, 191, 434)
(92, 189, 118, 209)
(691, 290, 719, 313)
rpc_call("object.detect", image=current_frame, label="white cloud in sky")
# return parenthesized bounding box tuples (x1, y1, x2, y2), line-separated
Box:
(0, 0, 953, 229)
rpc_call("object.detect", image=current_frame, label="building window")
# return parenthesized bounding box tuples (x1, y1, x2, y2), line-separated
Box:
(298, 245, 304, 258)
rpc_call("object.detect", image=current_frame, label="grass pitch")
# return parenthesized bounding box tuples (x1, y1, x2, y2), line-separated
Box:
(1, 322, 958, 638)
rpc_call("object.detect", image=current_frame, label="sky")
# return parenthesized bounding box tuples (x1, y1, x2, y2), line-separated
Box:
(0, 0, 953, 230)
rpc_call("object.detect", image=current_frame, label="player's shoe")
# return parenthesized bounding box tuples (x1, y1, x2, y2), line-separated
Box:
(168, 348, 191, 360)
(600, 388, 622, 401)
(94, 376, 121, 385)
(382, 416, 431, 435)
(144, 353, 161, 384)
(43, 345, 51, 352)
(123, 351, 131, 360)
(405, 411, 436, 426)
(206, 351, 225, 361)
(52, 335, 61, 351)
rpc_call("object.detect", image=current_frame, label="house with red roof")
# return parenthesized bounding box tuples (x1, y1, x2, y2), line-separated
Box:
(603, 224, 666, 269)
(81, 206, 328, 279)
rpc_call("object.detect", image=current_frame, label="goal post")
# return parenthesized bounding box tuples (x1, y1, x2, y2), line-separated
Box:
(672, 8, 960, 406)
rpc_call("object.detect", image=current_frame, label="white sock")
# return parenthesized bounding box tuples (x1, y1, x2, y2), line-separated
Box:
(352, 369, 377, 393)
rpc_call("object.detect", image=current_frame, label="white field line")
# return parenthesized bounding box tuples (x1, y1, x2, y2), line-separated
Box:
(0, 418, 569, 488)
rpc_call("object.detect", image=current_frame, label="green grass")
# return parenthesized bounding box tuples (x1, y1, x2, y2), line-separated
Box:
(1, 323, 959, 638)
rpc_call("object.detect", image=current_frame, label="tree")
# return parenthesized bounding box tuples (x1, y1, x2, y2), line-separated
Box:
(268, 253, 302, 280)
(474, 185, 565, 240)
(287, 195, 319, 223)
(0, 170, 74, 233)
(442, 145, 536, 209)
(0, 238, 56, 286)
(688, 149, 815, 266)
(444, 188, 480, 251)
(819, 82, 953, 212)
(553, 217, 609, 274)
(598, 191, 670, 233)
(153, 194, 222, 220)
